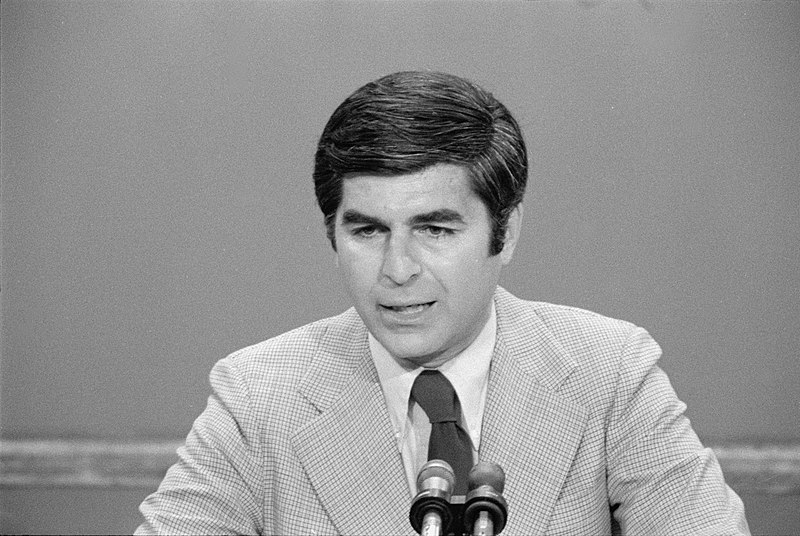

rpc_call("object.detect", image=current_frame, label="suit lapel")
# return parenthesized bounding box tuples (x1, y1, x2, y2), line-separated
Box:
(290, 291, 589, 535)
(292, 313, 413, 535)
(480, 290, 589, 535)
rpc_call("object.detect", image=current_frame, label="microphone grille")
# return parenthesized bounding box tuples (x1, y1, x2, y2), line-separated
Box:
(468, 461, 505, 493)
(416, 459, 455, 490)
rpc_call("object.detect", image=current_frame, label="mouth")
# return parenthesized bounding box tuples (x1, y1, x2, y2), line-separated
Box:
(380, 301, 436, 315)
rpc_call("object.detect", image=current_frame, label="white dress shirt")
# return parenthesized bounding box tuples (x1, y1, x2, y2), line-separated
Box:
(370, 303, 497, 496)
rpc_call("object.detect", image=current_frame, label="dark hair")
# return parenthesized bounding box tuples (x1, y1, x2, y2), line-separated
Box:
(313, 71, 527, 255)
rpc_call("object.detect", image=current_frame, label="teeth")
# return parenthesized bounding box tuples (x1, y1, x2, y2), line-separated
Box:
(386, 302, 432, 313)
(393, 304, 425, 313)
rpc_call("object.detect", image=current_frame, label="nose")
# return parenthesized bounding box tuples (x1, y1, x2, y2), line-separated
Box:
(381, 234, 421, 285)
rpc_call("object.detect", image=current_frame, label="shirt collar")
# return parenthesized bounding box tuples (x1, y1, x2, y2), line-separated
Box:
(370, 302, 497, 448)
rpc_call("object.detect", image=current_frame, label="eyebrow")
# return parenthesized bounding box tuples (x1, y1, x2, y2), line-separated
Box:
(340, 208, 466, 227)
(409, 209, 466, 226)
(340, 210, 386, 227)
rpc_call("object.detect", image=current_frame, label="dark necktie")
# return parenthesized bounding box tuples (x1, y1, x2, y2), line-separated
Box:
(411, 369, 473, 495)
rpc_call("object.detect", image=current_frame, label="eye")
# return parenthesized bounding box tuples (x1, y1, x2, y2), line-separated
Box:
(352, 225, 381, 238)
(420, 225, 455, 238)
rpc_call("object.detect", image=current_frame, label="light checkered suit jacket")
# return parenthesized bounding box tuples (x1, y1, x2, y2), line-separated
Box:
(137, 288, 749, 535)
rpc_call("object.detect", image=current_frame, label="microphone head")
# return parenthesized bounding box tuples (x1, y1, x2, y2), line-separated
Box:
(410, 460, 456, 534)
(464, 462, 509, 534)
(468, 461, 505, 494)
(416, 459, 456, 494)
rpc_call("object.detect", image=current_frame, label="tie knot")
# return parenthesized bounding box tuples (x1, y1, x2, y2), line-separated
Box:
(411, 370, 459, 423)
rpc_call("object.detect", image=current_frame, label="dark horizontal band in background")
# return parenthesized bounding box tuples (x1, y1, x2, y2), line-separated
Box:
(1, 440, 798, 495)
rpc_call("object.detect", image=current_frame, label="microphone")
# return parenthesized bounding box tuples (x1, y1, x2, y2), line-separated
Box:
(463, 462, 508, 536)
(409, 460, 456, 536)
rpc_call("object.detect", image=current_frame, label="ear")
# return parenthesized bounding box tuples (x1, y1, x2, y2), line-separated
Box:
(499, 205, 523, 265)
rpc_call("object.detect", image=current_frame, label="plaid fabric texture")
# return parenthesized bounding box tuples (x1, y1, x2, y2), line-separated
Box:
(137, 287, 749, 535)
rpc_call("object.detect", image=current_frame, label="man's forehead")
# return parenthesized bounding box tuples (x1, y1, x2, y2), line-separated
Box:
(335, 169, 491, 230)
(339, 165, 475, 207)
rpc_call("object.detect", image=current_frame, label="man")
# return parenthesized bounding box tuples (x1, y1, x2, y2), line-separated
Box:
(137, 71, 749, 535)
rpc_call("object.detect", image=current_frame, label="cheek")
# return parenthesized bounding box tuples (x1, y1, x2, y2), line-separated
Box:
(336, 249, 376, 291)
(436, 247, 495, 276)
(436, 254, 502, 295)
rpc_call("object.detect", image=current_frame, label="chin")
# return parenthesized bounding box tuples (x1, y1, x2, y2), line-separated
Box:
(385, 342, 434, 361)
(379, 335, 441, 365)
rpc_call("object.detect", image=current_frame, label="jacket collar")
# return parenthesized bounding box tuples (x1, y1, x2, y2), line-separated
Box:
(293, 289, 588, 535)
(481, 288, 588, 534)
(293, 309, 414, 534)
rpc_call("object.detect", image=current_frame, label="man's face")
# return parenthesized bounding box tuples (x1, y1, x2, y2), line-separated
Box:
(334, 163, 520, 368)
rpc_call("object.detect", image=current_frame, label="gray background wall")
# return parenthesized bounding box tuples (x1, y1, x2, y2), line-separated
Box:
(2, 1, 798, 533)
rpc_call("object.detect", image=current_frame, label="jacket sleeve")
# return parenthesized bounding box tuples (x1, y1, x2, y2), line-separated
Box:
(605, 327, 750, 535)
(136, 356, 264, 535)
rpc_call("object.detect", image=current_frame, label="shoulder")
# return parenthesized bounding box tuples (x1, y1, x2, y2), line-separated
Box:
(211, 307, 365, 389)
(494, 288, 662, 400)
(495, 287, 642, 357)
